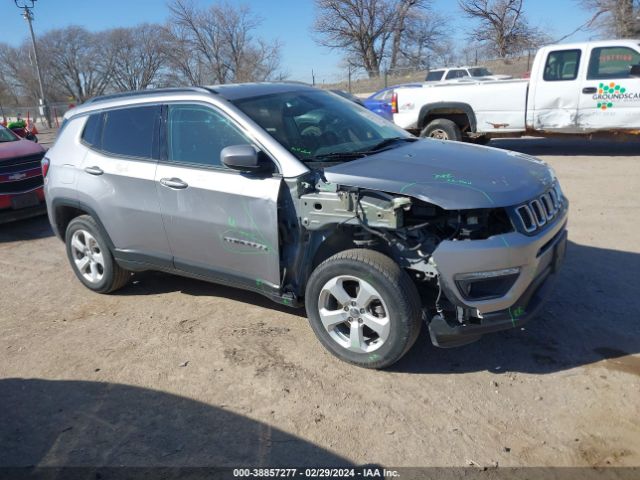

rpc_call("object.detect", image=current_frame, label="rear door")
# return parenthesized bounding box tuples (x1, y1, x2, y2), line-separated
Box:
(76, 105, 172, 266)
(155, 102, 282, 288)
(577, 44, 640, 131)
(530, 48, 583, 132)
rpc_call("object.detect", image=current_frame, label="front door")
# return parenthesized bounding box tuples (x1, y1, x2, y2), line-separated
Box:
(530, 48, 583, 132)
(577, 44, 640, 131)
(155, 103, 282, 289)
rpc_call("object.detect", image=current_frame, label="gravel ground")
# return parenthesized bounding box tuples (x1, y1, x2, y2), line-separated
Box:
(0, 134, 639, 468)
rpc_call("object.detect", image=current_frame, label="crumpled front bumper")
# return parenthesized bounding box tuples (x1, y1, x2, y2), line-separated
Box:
(427, 202, 568, 347)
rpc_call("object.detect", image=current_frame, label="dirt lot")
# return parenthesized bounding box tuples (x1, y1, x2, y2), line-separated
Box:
(1, 135, 639, 469)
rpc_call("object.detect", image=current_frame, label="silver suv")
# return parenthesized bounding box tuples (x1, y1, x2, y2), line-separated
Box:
(44, 84, 568, 369)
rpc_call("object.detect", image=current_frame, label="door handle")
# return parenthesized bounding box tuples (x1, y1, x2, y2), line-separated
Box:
(84, 166, 104, 175)
(160, 177, 188, 189)
(582, 87, 597, 94)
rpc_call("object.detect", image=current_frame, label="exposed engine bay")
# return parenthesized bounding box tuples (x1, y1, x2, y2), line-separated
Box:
(296, 177, 513, 275)
(279, 174, 515, 318)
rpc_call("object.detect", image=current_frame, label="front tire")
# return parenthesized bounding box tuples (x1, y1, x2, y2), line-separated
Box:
(305, 249, 422, 369)
(420, 118, 462, 141)
(65, 215, 130, 293)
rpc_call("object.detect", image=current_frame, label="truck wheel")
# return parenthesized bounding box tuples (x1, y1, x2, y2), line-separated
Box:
(65, 215, 131, 294)
(420, 119, 462, 141)
(305, 249, 422, 369)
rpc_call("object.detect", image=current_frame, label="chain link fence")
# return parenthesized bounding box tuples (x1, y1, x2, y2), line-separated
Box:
(0, 102, 74, 128)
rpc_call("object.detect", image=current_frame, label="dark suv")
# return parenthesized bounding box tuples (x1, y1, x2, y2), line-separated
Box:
(44, 84, 568, 368)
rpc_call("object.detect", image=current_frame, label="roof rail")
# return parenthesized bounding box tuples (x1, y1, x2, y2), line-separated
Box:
(84, 87, 213, 105)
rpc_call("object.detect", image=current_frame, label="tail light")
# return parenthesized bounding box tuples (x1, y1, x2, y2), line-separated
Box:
(41, 157, 50, 178)
(391, 91, 398, 114)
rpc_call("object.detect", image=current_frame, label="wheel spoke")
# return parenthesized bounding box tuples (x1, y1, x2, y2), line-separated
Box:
(323, 277, 352, 305)
(76, 256, 90, 272)
(92, 251, 104, 267)
(318, 308, 349, 330)
(356, 281, 378, 309)
(71, 236, 85, 252)
(89, 261, 100, 282)
(362, 313, 390, 339)
(349, 322, 366, 352)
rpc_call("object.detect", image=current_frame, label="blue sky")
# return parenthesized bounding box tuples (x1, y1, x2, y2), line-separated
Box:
(1, 0, 596, 82)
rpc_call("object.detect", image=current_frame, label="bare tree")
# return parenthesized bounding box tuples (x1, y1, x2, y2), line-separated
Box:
(458, 0, 545, 59)
(107, 25, 166, 91)
(39, 26, 114, 102)
(313, 0, 439, 77)
(392, 9, 446, 69)
(314, 0, 387, 78)
(571, 0, 640, 38)
(164, 0, 282, 85)
(0, 41, 59, 105)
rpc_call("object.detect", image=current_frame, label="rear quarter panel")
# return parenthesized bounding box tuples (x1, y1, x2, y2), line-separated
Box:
(394, 80, 529, 133)
(44, 116, 87, 210)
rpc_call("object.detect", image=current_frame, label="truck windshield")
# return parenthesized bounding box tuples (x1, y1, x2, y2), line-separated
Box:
(233, 90, 413, 163)
(425, 71, 444, 81)
(468, 67, 492, 77)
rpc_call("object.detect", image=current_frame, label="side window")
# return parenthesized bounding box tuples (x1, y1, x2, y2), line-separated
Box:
(81, 113, 103, 148)
(101, 106, 160, 160)
(167, 104, 252, 168)
(587, 46, 640, 80)
(445, 70, 460, 80)
(544, 50, 581, 81)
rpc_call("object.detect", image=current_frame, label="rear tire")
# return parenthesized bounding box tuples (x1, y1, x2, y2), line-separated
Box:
(65, 215, 130, 294)
(305, 249, 422, 369)
(420, 118, 462, 141)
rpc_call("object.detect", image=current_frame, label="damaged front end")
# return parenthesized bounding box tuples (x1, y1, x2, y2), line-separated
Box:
(285, 173, 566, 348)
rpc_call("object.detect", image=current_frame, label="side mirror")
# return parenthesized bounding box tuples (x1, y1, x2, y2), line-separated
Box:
(630, 64, 640, 77)
(221, 145, 268, 172)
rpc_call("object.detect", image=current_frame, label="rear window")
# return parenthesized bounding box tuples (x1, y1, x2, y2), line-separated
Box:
(426, 71, 444, 81)
(101, 106, 161, 160)
(587, 46, 640, 80)
(81, 114, 103, 148)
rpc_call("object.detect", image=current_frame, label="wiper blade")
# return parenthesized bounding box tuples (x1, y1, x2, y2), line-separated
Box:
(310, 151, 367, 161)
(365, 136, 417, 152)
(309, 138, 417, 161)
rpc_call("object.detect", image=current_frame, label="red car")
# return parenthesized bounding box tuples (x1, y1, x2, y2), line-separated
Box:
(0, 124, 47, 223)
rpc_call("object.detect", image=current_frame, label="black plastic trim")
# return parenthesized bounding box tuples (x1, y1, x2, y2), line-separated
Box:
(418, 102, 478, 132)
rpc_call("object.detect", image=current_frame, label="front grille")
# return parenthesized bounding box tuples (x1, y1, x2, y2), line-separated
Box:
(0, 152, 45, 175)
(0, 175, 43, 194)
(515, 184, 563, 234)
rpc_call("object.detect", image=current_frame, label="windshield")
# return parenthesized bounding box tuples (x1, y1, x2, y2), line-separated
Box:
(468, 67, 492, 77)
(425, 71, 444, 81)
(233, 90, 412, 162)
(0, 126, 18, 143)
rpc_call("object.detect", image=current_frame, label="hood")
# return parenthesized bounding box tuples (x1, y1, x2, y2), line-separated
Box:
(0, 137, 45, 162)
(323, 139, 555, 210)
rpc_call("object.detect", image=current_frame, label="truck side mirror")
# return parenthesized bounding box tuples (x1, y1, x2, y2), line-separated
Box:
(630, 64, 640, 77)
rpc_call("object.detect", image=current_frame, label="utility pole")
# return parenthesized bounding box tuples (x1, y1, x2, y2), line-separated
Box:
(15, 0, 51, 128)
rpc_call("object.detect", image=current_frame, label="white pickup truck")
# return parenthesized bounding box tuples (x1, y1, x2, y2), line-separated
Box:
(392, 39, 640, 142)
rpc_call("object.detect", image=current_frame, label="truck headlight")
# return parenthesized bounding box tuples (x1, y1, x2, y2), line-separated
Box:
(455, 267, 520, 300)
